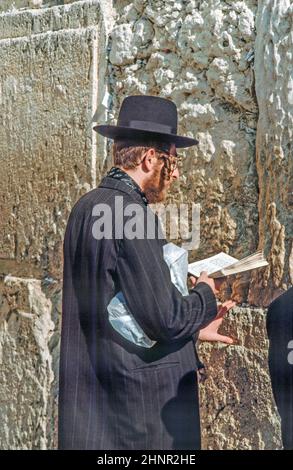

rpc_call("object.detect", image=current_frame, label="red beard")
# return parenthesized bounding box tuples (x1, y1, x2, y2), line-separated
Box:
(143, 164, 170, 203)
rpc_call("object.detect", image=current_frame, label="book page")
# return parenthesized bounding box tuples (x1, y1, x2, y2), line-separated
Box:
(188, 252, 238, 277)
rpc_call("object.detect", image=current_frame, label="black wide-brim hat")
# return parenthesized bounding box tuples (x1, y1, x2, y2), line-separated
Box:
(93, 95, 198, 148)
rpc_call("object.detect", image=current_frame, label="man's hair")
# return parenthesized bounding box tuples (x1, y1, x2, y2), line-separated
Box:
(113, 139, 170, 169)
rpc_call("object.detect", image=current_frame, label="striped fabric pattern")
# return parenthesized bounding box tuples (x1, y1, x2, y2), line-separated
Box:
(58, 175, 217, 450)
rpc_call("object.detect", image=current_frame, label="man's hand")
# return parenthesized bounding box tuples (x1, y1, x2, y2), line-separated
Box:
(189, 272, 236, 343)
(198, 300, 236, 344)
(189, 271, 224, 295)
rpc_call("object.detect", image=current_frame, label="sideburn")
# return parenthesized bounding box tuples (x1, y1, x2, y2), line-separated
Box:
(144, 162, 169, 204)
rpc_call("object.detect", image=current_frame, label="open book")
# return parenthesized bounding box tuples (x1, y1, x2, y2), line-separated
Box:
(188, 250, 268, 278)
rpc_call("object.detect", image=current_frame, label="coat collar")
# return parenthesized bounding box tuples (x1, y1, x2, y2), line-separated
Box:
(98, 174, 149, 207)
(106, 166, 149, 205)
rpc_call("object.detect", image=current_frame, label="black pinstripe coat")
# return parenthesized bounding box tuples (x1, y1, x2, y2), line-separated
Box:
(58, 174, 217, 450)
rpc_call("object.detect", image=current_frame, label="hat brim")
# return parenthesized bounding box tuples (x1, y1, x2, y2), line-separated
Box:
(93, 125, 199, 148)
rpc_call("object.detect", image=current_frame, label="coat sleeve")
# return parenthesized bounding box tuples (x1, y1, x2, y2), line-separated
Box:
(115, 236, 217, 343)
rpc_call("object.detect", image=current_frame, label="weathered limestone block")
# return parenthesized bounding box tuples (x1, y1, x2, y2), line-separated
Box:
(0, 0, 106, 279)
(0, 1, 34, 12)
(198, 306, 282, 449)
(107, 0, 259, 304)
(0, 274, 60, 449)
(0, 1, 76, 13)
(249, 0, 293, 306)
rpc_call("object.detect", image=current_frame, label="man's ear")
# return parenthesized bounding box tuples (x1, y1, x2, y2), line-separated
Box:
(142, 148, 157, 172)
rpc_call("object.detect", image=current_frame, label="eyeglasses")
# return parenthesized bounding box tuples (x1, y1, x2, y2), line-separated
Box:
(139, 148, 183, 178)
(157, 151, 183, 175)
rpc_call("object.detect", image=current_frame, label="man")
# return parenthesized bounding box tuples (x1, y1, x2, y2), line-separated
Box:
(58, 95, 233, 450)
(267, 287, 293, 449)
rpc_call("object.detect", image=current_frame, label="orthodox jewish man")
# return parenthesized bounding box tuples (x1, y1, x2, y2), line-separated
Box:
(58, 95, 234, 450)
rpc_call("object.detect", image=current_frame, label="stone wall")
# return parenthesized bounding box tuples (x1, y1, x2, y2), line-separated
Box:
(0, 0, 291, 449)
(0, 0, 107, 449)
(248, 0, 293, 306)
(108, 0, 260, 304)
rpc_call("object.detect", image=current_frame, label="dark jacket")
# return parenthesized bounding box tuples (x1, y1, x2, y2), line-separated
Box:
(267, 287, 293, 450)
(58, 174, 217, 450)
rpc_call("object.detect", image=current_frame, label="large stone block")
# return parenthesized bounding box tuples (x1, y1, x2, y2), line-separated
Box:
(249, 0, 293, 306)
(107, 0, 260, 304)
(198, 306, 282, 449)
(0, 274, 61, 449)
(0, 1, 76, 14)
(0, 0, 107, 279)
